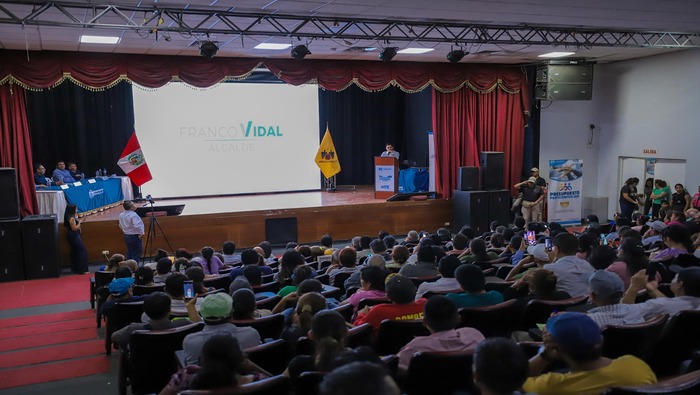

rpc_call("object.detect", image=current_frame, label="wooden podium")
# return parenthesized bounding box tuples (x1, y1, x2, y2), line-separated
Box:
(374, 156, 399, 199)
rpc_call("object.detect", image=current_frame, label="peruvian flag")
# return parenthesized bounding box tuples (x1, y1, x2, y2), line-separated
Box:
(117, 132, 152, 187)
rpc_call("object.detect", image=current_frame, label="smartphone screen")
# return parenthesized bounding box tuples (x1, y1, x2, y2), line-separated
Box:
(646, 262, 659, 282)
(600, 234, 608, 246)
(526, 231, 537, 246)
(544, 238, 553, 252)
(183, 281, 194, 299)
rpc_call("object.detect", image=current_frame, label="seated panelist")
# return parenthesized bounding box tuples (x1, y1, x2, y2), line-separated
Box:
(68, 162, 85, 181)
(33, 163, 52, 188)
(52, 160, 75, 185)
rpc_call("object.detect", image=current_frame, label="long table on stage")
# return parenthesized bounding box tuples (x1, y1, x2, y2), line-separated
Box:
(37, 176, 133, 219)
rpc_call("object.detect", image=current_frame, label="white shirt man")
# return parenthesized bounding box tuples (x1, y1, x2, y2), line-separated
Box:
(118, 201, 145, 263)
(381, 144, 400, 160)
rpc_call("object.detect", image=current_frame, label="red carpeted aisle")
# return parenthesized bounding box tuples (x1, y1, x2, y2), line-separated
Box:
(0, 274, 91, 310)
(0, 309, 109, 390)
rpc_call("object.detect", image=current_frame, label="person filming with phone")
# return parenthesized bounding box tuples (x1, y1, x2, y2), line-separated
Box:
(542, 233, 595, 299)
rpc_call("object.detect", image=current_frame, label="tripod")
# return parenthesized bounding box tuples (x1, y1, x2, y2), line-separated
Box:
(142, 200, 173, 264)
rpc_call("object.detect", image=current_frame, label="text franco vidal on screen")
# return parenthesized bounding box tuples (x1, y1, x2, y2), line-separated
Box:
(179, 121, 284, 153)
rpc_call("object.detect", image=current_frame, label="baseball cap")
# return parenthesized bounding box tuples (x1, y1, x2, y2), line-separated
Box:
(108, 277, 134, 296)
(527, 244, 550, 261)
(527, 177, 537, 184)
(531, 167, 539, 172)
(200, 293, 233, 319)
(588, 270, 624, 302)
(546, 313, 602, 353)
(648, 220, 667, 232)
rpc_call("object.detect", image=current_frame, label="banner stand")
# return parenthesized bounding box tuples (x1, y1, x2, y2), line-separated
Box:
(547, 159, 584, 225)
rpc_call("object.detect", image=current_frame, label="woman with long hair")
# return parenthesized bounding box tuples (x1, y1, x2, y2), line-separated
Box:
(650, 179, 670, 219)
(650, 224, 693, 262)
(191, 246, 224, 276)
(606, 238, 656, 289)
(619, 177, 640, 220)
(285, 310, 349, 383)
(64, 204, 88, 274)
(642, 178, 654, 216)
(281, 291, 327, 346)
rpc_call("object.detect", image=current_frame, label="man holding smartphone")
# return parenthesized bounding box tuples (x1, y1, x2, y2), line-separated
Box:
(544, 233, 595, 298)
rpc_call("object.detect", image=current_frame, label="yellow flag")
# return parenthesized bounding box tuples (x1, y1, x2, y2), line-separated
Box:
(315, 127, 341, 178)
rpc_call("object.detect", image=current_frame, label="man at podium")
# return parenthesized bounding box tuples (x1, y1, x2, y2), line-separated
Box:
(381, 143, 400, 160)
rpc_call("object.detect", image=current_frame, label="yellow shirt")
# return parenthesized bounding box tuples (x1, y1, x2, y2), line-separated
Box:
(522, 355, 657, 395)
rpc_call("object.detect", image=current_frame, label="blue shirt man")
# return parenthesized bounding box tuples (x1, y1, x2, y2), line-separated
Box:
(33, 164, 52, 188)
(52, 161, 75, 184)
(68, 162, 85, 181)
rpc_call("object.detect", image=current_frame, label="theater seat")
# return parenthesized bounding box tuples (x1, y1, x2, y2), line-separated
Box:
(177, 374, 291, 395)
(601, 314, 668, 362)
(519, 295, 588, 330)
(458, 299, 519, 338)
(244, 339, 291, 376)
(602, 369, 700, 394)
(649, 310, 700, 377)
(375, 319, 430, 356)
(232, 313, 285, 340)
(406, 350, 477, 395)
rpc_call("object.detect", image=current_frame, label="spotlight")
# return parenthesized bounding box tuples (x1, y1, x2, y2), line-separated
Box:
(447, 49, 467, 63)
(199, 41, 219, 58)
(291, 44, 311, 60)
(379, 47, 397, 62)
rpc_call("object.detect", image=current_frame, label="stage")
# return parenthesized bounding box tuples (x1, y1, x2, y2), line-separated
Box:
(61, 186, 452, 265)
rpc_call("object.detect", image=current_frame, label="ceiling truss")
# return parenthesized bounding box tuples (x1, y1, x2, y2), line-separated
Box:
(0, 1, 698, 48)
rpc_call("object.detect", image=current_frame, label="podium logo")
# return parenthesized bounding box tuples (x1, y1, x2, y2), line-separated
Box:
(558, 183, 573, 191)
(378, 175, 393, 182)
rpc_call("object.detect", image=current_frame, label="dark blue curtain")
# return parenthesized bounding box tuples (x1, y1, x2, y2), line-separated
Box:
(319, 85, 431, 186)
(522, 66, 540, 181)
(25, 81, 134, 177)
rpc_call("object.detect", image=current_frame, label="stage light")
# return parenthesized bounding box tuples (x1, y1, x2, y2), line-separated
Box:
(447, 49, 466, 63)
(291, 44, 311, 60)
(379, 47, 397, 62)
(199, 41, 219, 58)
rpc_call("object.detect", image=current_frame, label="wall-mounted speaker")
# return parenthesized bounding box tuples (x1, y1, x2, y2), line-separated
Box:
(535, 63, 594, 101)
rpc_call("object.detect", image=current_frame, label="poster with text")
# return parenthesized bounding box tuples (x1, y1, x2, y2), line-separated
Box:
(547, 159, 583, 225)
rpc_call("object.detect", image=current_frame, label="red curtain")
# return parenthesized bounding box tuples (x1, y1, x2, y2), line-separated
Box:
(0, 84, 37, 216)
(0, 50, 525, 93)
(433, 76, 530, 199)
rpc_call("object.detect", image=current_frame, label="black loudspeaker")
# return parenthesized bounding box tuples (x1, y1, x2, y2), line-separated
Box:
(0, 168, 20, 220)
(0, 219, 24, 282)
(22, 215, 60, 279)
(457, 166, 479, 191)
(265, 218, 298, 247)
(480, 152, 504, 190)
(488, 189, 511, 228)
(535, 63, 593, 101)
(453, 190, 489, 235)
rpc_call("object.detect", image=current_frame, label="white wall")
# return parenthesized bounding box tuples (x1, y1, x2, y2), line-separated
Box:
(541, 48, 700, 219)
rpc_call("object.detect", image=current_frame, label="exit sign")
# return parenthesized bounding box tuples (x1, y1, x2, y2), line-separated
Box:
(643, 149, 657, 155)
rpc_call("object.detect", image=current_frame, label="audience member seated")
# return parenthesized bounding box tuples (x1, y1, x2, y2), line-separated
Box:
(221, 241, 241, 266)
(501, 236, 524, 264)
(586, 245, 617, 271)
(522, 313, 656, 395)
(458, 239, 499, 264)
(102, 253, 125, 272)
(185, 266, 213, 295)
(383, 235, 397, 250)
(173, 257, 190, 274)
(544, 233, 595, 298)
(507, 269, 571, 311)
(353, 274, 427, 334)
(587, 270, 645, 328)
(111, 292, 193, 350)
(153, 258, 172, 283)
(368, 239, 392, 263)
(399, 246, 439, 278)
(231, 288, 272, 319)
(415, 255, 462, 299)
(120, 259, 138, 273)
(191, 246, 225, 276)
(275, 250, 312, 283)
(606, 239, 659, 289)
(161, 335, 269, 395)
(505, 243, 550, 282)
(319, 234, 335, 255)
(281, 291, 327, 346)
(642, 220, 667, 247)
(285, 310, 350, 383)
(183, 293, 260, 365)
(397, 295, 484, 371)
(278, 265, 315, 297)
(622, 267, 700, 319)
(134, 266, 155, 286)
(488, 233, 507, 254)
(446, 264, 504, 308)
(326, 247, 359, 285)
(650, 224, 693, 262)
(576, 233, 597, 261)
(402, 230, 420, 248)
(447, 233, 469, 256)
(162, 273, 189, 314)
(257, 241, 277, 265)
(386, 245, 409, 271)
(33, 163, 52, 187)
(319, 361, 400, 395)
(342, 266, 388, 309)
(472, 338, 529, 395)
(51, 161, 74, 185)
(99, 277, 144, 318)
(271, 279, 326, 317)
(228, 249, 273, 280)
